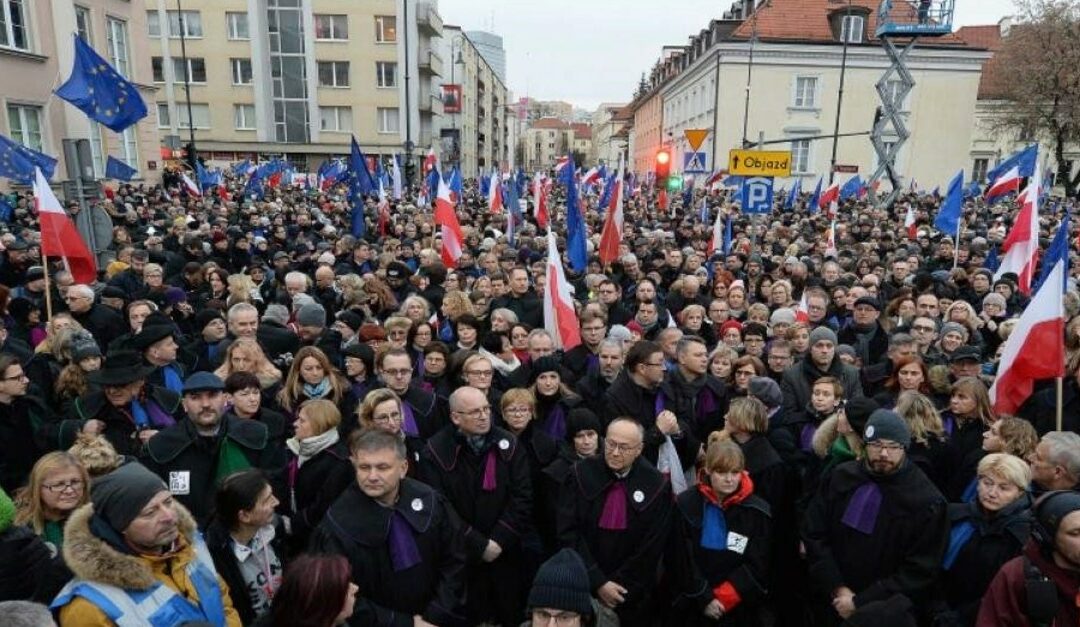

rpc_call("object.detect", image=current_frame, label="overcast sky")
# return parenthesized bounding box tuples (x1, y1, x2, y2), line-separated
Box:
(438, 0, 1018, 110)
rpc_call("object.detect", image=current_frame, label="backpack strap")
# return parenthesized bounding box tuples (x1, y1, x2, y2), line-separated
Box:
(1023, 555, 1059, 626)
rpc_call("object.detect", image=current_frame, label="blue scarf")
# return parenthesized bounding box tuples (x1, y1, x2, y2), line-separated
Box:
(303, 378, 332, 400)
(943, 520, 976, 569)
(130, 397, 150, 429)
(700, 502, 728, 550)
(162, 364, 184, 394)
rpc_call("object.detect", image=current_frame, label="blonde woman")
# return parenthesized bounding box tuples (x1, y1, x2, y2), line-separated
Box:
(284, 399, 352, 551)
(214, 338, 283, 391)
(894, 391, 948, 486)
(357, 387, 423, 468)
(397, 295, 432, 324)
(28, 313, 85, 399)
(715, 396, 787, 509)
(14, 452, 90, 551)
(438, 290, 474, 342)
(227, 273, 264, 308)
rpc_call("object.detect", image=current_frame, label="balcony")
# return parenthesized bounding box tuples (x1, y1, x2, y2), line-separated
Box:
(416, 2, 443, 37)
(418, 48, 443, 76)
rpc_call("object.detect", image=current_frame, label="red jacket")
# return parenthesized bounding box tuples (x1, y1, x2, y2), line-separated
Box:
(977, 540, 1080, 627)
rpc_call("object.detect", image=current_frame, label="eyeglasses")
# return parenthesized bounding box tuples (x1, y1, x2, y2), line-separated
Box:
(0, 372, 27, 381)
(532, 609, 581, 626)
(372, 411, 401, 423)
(453, 406, 491, 419)
(604, 440, 640, 454)
(734, 370, 756, 377)
(465, 369, 494, 378)
(382, 369, 412, 378)
(866, 441, 904, 453)
(43, 479, 84, 493)
(912, 325, 936, 332)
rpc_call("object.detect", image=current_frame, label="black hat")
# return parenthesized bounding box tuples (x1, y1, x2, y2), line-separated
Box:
(864, 409, 912, 448)
(529, 355, 561, 385)
(343, 342, 375, 374)
(101, 286, 128, 301)
(25, 266, 44, 282)
(272, 251, 290, 261)
(527, 548, 593, 617)
(853, 296, 881, 311)
(6, 240, 28, 251)
(183, 372, 225, 394)
(91, 462, 168, 533)
(88, 350, 155, 386)
(336, 311, 364, 332)
(949, 345, 982, 363)
(386, 261, 410, 279)
(130, 322, 176, 351)
(71, 335, 102, 363)
(1034, 491, 1080, 550)
(194, 309, 225, 332)
(566, 408, 601, 438)
(843, 397, 880, 436)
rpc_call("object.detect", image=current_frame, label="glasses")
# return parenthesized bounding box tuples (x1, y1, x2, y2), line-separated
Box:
(532, 610, 581, 626)
(605, 440, 640, 454)
(466, 369, 494, 378)
(382, 369, 412, 378)
(0, 372, 27, 381)
(734, 370, 756, 377)
(505, 406, 532, 415)
(453, 406, 491, 419)
(642, 361, 665, 369)
(43, 479, 84, 493)
(912, 325, 936, 333)
(372, 411, 401, 423)
(866, 441, 904, 453)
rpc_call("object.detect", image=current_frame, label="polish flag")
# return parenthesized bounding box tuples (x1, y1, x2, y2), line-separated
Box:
(795, 291, 810, 323)
(994, 166, 1042, 295)
(825, 220, 838, 258)
(707, 208, 725, 257)
(580, 167, 601, 187)
(819, 181, 839, 215)
(487, 173, 504, 213)
(553, 156, 570, 175)
(543, 231, 581, 350)
(180, 173, 201, 197)
(990, 215, 1068, 414)
(533, 173, 549, 229)
(598, 155, 624, 265)
(434, 176, 465, 268)
(985, 166, 1021, 205)
(33, 168, 97, 284)
(423, 147, 438, 175)
(706, 171, 724, 191)
(904, 204, 917, 240)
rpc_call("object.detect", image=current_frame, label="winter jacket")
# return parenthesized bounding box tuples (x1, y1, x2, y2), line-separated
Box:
(977, 540, 1080, 627)
(780, 357, 863, 417)
(283, 439, 352, 554)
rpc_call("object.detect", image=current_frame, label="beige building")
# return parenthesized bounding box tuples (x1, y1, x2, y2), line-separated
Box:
(571, 122, 594, 166)
(522, 117, 570, 172)
(148, 0, 442, 176)
(436, 25, 509, 178)
(628, 0, 993, 192)
(591, 102, 628, 167)
(0, 0, 161, 189)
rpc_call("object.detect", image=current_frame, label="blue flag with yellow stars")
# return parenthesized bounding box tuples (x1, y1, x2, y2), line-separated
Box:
(55, 34, 147, 132)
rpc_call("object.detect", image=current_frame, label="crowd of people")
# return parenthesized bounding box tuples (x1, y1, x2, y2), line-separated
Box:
(0, 162, 1078, 627)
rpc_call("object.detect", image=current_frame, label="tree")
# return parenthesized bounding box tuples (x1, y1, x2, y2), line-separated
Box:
(991, 0, 1080, 196)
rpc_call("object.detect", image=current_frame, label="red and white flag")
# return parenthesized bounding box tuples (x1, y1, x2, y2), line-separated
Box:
(434, 176, 465, 268)
(994, 166, 1041, 295)
(180, 172, 201, 197)
(985, 166, 1021, 204)
(819, 182, 839, 216)
(487, 171, 504, 213)
(598, 155, 624, 265)
(533, 173, 549, 229)
(990, 217, 1067, 414)
(33, 168, 97, 284)
(825, 220, 838, 258)
(795, 291, 810, 323)
(707, 208, 725, 257)
(904, 204, 917, 240)
(706, 171, 724, 191)
(543, 232, 581, 350)
(580, 167, 601, 187)
(423, 147, 438, 175)
(553, 156, 570, 175)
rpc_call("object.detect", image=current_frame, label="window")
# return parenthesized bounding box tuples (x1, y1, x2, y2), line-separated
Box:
(317, 61, 349, 87)
(972, 158, 989, 183)
(106, 18, 130, 78)
(177, 103, 211, 129)
(89, 124, 105, 177)
(173, 57, 207, 83)
(226, 12, 249, 40)
(314, 14, 347, 40)
(147, 11, 160, 37)
(793, 76, 819, 109)
(0, 0, 29, 51)
(319, 106, 352, 132)
(75, 6, 92, 42)
(157, 103, 171, 128)
(234, 104, 256, 130)
(841, 14, 864, 44)
(6, 104, 43, 152)
(790, 138, 811, 174)
(167, 10, 202, 38)
(376, 61, 396, 88)
(377, 107, 399, 134)
(375, 15, 396, 42)
(231, 58, 253, 85)
(120, 128, 139, 177)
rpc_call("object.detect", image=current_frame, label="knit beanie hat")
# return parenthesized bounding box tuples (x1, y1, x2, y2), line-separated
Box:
(940, 322, 968, 339)
(297, 303, 326, 328)
(843, 397, 880, 436)
(809, 326, 838, 347)
(981, 293, 1007, 310)
(566, 408, 601, 438)
(719, 319, 743, 337)
(530, 355, 561, 384)
(864, 409, 911, 448)
(91, 462, 169, 533)
(336, 311, 364, 332)
(71, 335, 102, 363)
(164, 287, 188, 306)
(1035, 491, 1080, 547)
(194, 309, 225, 332)
(748, 376, 782, 409)
(527, 548, 593, 616)
(770, 308, 796, 326)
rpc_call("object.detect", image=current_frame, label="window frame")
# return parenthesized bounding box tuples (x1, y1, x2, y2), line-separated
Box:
(177, 103, 211, 130)
(791, 75, 820, 110)
(157, 103, 171, 128)
(375, 61, 397, 88)
(75, 5, 93, 42)
(233, 104, 256, 130)
(840, 14, 865, 44)
(6, 103, 44, 152)
(314, 14, 348, 41)
(319, 106, 352, 133)
(231, 58, 253, 85)
(173, 57, 207, 84)
(377, 107, 399, 134)
(374, 15, 396, 43)
(0, 0, 31, 52)
(106, 17, 130, 78)
(317, 61, 350, 88)
(166, 10, 203, 39)
(226, 12, 249, 40)
(790, 137, 812, 174)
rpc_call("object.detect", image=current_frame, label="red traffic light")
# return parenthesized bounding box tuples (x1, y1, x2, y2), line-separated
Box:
(656, 150, 670, 165)
(655, 149, 672, 179)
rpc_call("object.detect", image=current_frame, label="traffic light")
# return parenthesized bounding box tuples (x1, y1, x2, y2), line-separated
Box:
(666, 175, 683, 191)
(655, 148, 671, 180)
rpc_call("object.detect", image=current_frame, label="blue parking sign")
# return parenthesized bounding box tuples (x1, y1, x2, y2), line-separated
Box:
(741, 176, 774, 214)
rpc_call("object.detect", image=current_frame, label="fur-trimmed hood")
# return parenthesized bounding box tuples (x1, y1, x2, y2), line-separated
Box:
(62, 500, 199, 590)
(811, 414, 862, 459)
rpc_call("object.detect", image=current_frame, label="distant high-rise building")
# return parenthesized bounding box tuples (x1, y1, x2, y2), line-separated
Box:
(464, 30, 506, 84)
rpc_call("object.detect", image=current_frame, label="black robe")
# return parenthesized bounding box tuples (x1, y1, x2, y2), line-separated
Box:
(311, 480, 468, 627)
(604, 372, 701, 473)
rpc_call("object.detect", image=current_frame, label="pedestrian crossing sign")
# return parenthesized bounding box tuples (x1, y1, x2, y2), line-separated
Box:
(684, 152, 708, 174)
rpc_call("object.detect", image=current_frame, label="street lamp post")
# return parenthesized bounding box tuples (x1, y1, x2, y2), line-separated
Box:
(176, 0, 196, 166)
(828, 0, 853, 184)
(449, 35, 464, 170)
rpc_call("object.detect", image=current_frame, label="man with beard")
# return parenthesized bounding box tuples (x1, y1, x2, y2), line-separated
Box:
(145, 373, 282, 526)
(661, 335, 729, 441)
(802, 410, 947, 625)
(312, 429, 467, 626)
(490, 267, 543, 328)
(556, 418, 672, 627)
(418, 386, 532, 626)
(577, 339, 624, 418)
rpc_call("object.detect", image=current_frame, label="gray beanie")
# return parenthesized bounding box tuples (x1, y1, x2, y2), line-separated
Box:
(91, 462, 169, 532)
(808, 326, 838, 347)
(527, 548, 593, 616)
(770, 308, 796, 326)
(982, 293, 1007, 310)
(749, 376, 782, 409)
(864, 409, 911, 448)
(297, 303, 326, 328)
(940, 321, 968, 339)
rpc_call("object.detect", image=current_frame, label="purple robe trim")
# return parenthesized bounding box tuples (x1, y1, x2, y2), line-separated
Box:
(400, 402, 420, 438)
(598, 481, 628, 531)
(481, 448, 498, 491)
(387, 511, 422, 571)
(841, 482, 883, 534)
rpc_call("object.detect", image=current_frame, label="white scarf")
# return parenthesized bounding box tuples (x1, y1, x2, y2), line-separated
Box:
(286, 428, 340, 466)
(478, 348, 521, 376)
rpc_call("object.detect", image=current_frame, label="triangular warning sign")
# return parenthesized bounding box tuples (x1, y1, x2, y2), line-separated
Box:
(684, 129, 709, 152)
(686, 153, 705, 171)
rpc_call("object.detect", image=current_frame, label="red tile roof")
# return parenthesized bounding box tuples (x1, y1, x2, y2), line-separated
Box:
(571, 123, 592, 139)
(531, 117, 570, 130)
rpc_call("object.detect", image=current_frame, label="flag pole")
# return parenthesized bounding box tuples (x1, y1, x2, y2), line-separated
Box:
(1057, 376, 1064, 432)
(42, 256, 53, 321)
(953, 223, 961, 269)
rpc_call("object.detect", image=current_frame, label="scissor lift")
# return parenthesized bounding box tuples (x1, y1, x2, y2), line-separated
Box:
(868, 0, 956, 208)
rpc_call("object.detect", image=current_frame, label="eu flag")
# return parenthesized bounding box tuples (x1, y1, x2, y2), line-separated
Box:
(105, 156, 137, 181)
(0, 133, 57, 184)
(0, 197, 13, 223)
(55, 35, 147, 133)
(934, 170, 965, 237)
(560, 153, 587, 273)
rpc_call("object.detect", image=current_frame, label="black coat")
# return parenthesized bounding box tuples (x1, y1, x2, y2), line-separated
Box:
(144, 416, 284, 526)
(557, 455, 672, 622)
(311, 480, 468, 627)
(344, 383, 448, 441)
(489, 292, 542, 328)
(0, 395, 51, 494)
(284, 439, 352, 552)
(660, 370, 730, 442)
(575, 371, 613, 419)
(940, 416, 988, 502)
(604, 372, 701, 472)
(417, 426, 533, 625)
(737, 435, 789, 515)
(257, 321, 300, 364)
(72, 304, 127, 352)
(57, 385, 183, 458)
(938, 495, 1033, 626)
(802, 459, 947, 615)
(0, 524, 52, 602)
(667, 486, 773, 627)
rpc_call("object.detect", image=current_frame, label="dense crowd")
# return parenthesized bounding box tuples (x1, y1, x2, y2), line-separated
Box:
(0, 163, 1079, 627)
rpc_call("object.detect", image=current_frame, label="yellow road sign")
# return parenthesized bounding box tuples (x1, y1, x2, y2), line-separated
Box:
(684, 129, 709, 152)
(728, 149, 792, 177)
